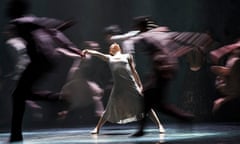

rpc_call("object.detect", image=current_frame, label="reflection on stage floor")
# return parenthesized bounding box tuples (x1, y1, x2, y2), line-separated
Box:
(1, 123, 240, 144)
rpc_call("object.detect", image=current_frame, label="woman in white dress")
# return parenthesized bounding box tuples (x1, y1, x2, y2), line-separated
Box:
(83, 43, 165, 134)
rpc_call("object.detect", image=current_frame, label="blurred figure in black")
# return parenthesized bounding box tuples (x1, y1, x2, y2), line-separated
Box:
(4, 0, 83, 142)
(210, 41, 240, 121)
(130, 16, 195, 137)
(103, 25, 122, 45)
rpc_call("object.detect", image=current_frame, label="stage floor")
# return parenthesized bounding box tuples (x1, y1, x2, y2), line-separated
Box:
(1, 123, 240, 144)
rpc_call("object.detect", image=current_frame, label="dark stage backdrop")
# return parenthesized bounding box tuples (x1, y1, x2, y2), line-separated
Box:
(1, 0, 240, 131)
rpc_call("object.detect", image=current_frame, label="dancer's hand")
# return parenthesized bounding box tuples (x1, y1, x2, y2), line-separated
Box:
(82, 49, 88, 54)
(82, 49, 91, 57)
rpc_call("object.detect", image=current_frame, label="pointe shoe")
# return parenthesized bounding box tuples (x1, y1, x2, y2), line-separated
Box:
(90, 128, 99, 134)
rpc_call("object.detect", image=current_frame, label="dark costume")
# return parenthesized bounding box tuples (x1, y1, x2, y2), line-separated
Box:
(210, 41, 240, 121)
(6, 15, 82, 142)
(132, 29, 196, 136)
(128, 17, 197, 136)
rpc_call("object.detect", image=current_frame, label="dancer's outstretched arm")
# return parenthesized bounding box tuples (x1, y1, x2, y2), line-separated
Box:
(83, 49, 110, 62)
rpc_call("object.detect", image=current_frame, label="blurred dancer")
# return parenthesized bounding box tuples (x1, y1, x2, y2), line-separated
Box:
(1, 24, 30, 127)
(5, 30, 45, 119)
(130, 16, 195, 136)
(57, 41, 104, 119)
(5, 0, 83, 142)
(210, 41, 240, 117)
(103, 25, 123, 45)
(83, 43, 165, 134)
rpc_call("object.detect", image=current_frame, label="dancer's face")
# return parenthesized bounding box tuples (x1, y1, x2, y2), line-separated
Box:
(109, 43, 121, 55)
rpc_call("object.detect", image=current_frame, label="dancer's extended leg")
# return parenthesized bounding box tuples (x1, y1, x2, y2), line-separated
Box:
(91, 115, 107, 134)
(149, 109, 165, 133)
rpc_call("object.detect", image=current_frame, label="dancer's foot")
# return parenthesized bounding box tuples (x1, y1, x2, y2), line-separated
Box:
(159, 127, 165, 133)
(90, 128, 99, 134)
(131, 130, 145, 137)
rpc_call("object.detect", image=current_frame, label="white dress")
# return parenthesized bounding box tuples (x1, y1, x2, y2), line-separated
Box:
(102, 53, 144, 124)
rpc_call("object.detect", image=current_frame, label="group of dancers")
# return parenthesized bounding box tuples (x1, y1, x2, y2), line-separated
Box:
(4, 0, 240, 143)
